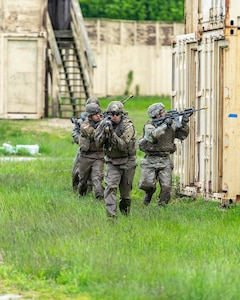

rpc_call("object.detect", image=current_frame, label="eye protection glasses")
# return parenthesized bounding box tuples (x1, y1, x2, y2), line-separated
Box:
(110, 112, 120, 116)
(160, 109, 165, 115)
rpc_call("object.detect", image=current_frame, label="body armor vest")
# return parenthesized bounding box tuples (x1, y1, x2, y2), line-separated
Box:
(105, 117, 137, 158)
(139, 121, 176, 155)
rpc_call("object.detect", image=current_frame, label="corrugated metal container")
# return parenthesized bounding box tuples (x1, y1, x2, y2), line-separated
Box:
(0, 0, 47, 119)
(172, 0, 240, 203)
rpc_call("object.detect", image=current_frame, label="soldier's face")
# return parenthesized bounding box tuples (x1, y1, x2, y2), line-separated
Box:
(110, 111, 121, 124)
(155, 109, 166, 119)
(160, 109, 166, 117)
(91, 113, 101, 122)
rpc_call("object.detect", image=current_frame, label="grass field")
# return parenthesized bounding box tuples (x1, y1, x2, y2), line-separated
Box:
(0, 96, 240, 300)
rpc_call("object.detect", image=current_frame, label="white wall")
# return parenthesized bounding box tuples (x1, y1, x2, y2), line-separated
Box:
(85, 19, 184, 97)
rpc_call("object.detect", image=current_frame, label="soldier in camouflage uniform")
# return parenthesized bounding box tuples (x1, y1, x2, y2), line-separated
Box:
(138, 102, 189, 206)
(77, 102, 105, 199)
(95, 101, 137, 217)
(71, 97, 100, 192)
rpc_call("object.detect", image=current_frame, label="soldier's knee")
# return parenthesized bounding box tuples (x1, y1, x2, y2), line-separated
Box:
(138, 180, 155, 191)
(161, 184, 171, 193)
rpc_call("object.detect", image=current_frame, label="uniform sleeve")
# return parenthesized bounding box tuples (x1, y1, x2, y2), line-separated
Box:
(144, 122, 167, 143)
(80, 121, 94, 138)
(111, 121, 135, 152)
(175, 121, 189, 140)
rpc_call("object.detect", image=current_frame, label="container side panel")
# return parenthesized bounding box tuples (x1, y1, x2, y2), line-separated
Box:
(222, 29, 240, 200)
(172, 35, 223, 199)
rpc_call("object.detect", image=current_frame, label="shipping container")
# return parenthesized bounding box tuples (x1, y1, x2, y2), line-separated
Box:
(172, 0, 240, 204)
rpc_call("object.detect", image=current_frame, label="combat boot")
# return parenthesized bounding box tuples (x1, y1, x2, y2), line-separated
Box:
(157, 187, 171, 207)
(143, 193, 153, 206)
(157, 200, 167, 207)
(119, 198, 131, 215)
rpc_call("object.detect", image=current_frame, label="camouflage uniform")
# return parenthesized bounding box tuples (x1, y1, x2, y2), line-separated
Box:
(138, 103, 189, 206)
(78, 103, 105, 199)
(71, 98, 101, 192)
(71, 112, 87, 190)
(95, 101, 137, 217)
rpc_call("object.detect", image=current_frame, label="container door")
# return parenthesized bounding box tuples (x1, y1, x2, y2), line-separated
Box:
(172, 36, 226, 199)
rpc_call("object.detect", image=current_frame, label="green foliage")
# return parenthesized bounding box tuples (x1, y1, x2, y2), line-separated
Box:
(1, 97, 240, 299)
(124, 70, 134, 96)
(135, 84, 140, 96)
(80, 0, 184, 21)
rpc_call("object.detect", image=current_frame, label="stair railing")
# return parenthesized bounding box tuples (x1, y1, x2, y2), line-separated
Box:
(46, 12, 63, 117)
(70, 0, 96, 96)
(46, 0, 96, 117)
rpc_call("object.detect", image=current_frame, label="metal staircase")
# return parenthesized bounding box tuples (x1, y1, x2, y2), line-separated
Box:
(55, 30, 89, 117)
(46, 0, 96, 118)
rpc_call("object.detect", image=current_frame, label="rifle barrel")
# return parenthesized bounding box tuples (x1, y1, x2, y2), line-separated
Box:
(121, 94, 133, 104)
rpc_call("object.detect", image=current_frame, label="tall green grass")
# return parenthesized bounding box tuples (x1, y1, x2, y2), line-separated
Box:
(0, 97, 240, 299)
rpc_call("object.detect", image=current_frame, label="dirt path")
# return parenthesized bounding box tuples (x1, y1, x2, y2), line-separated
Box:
(39, 118, 73, 130)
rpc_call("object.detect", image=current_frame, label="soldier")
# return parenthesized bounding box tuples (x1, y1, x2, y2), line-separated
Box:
(71, 97, 101, 192)
(77, 102, 105, 199)
(138, 102, 189, 206)
(95, 101, 137, 218)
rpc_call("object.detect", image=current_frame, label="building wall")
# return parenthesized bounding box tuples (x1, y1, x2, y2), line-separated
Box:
(0, 0, 47, 119)
(0, 0, 184, 118)
(85, 19, 184, 97)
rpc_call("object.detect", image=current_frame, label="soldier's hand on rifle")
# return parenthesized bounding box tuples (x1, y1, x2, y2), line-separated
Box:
(182, 114, 189, 123)
(164, 117, 172, 127)
(104, 119, 112, 133)
(111, 132, 118, 144)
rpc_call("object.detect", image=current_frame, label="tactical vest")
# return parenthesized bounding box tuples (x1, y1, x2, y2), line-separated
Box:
(138, 121, 176, 155)
(105, 117, 137, 158)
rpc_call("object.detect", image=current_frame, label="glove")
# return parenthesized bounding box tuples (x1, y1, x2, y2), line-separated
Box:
(104, 120, 112, 132)
(164, 117, 172, 127)
(182, 114, 189, 123)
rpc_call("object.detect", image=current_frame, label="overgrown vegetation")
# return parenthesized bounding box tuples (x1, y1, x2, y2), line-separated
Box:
(80, 0, 184, 21)
(0, 96, 239, 299)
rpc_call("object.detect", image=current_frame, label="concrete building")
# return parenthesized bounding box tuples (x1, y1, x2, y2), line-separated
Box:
(0, 0, 183, 119)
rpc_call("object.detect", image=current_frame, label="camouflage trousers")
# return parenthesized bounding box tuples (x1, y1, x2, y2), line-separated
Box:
(138, 155, 173, 205)
(72, 148, 93, 192)
(78, 154, 104, 199)
(104, 158, 136, 217)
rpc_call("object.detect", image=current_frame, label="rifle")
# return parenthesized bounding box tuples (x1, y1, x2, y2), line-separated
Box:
(121, 94, 133, 105)
(70, 112, 87, 130)
(70, 117, 80, 131)
(153, 106, 208, 128)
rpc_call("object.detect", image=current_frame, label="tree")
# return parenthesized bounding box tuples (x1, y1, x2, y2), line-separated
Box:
(80, 0, 184, 21)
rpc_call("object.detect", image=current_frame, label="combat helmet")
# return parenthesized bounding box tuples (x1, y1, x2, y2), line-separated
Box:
(86, 97, 100, 106)
(85, 103, 101, 116)
(147, 103, 165, 118)
(106, 101, 125, 114)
